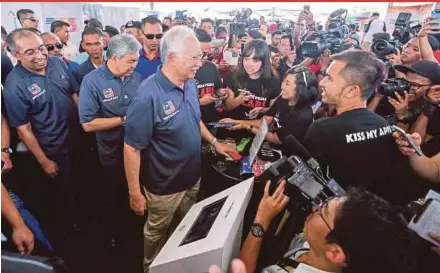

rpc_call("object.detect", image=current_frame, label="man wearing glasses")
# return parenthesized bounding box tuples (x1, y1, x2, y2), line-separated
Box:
(16, 9, 39, 30)
(3, 29, 80, 246)
(124, 26, 236, 272)
(237, 181, 438, 273)
(135, 16, 163, 81)
(40, 32, 78, 72)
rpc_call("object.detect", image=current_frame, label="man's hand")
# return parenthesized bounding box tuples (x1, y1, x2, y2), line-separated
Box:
(388, 91, 409, 120)
(426, 85, 440, 103)
(200, 94, 223, 106)
(41, 159, 58, 178)
(319, 48, 331, 69)
(12, 224, 34, 255)
(129, 192, 147, 216)
(429, 232, 440, 257)
(255, 180, 289, 228)
(213, 141, 238, 157)
(271, 53, 282, 68)
(1, 152, 13, 174)
(209, 259, 247, 273)
(393, 132, 422, 156)
(419, 17, 440, 37)
(286, 50, 297, 63)
(386, 48, 402, 66)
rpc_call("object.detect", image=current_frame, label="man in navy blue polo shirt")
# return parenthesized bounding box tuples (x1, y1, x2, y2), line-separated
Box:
(3, 28, 80, 243)
(73, 26, 105, 85)
(79, 34, 143, 273)
(124, 25, 236, 271)
(134, 16, 163, 81)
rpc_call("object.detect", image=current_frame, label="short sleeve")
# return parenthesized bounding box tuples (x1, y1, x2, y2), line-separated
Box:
(124, 97, 154, 149)
(213, 64, 223, 90)
(78, 78, 100, 123)
(3, 80, 31, 128)
(67, 69, 80, 93)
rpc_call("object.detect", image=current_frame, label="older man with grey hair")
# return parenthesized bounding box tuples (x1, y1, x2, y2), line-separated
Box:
(79, 33, 144, 273)
(124, 25, 236, 271)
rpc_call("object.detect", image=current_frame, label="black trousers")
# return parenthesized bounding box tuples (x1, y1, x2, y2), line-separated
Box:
(100, 164, 145, 273)
(16, 152, 75, 246)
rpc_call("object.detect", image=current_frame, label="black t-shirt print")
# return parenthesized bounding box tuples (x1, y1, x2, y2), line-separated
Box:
(195, 61, 223, 123)
(223, 72, 281, 120)
(303, 108, 404, 200)
(266, 97, 314, 143)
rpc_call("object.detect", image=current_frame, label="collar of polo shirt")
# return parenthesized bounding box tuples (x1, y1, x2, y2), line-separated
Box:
(156, 65, 187, 93)
(142, 48, 160, 61)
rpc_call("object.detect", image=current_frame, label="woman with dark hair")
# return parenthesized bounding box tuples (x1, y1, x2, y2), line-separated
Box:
(224, 66, 318, 146)
(223, 39, 281, 121)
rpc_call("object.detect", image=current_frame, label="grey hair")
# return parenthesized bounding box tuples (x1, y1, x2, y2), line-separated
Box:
(106, 34, 142, 59)
(40, 32, 59, 41)
(6, 28, 39, 51)
(160, 25, 198, 63)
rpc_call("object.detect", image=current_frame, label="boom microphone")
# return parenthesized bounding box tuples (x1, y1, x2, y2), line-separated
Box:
(284, 135, 320, 172)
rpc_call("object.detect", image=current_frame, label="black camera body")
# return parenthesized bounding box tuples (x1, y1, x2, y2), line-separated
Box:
(378, 77, 410, 98)
(301, 9, 349, 59)
(255, 136, 346, 213)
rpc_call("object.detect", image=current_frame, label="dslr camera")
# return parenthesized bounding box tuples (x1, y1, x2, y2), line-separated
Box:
(301, 9, 349, 59)
(378, 78, 410, 98)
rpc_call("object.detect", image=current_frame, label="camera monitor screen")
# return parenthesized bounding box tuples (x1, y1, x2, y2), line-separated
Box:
(179, 196, 228, 246)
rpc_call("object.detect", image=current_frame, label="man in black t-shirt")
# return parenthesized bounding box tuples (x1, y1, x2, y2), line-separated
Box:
(195, 29, 227, 123)
(304, 50, 420, 204)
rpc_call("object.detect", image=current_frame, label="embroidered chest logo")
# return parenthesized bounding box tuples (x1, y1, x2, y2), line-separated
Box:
(28, 83, 41, 95)
(103, 88, 115, 99)
(163, 101, 176, 115)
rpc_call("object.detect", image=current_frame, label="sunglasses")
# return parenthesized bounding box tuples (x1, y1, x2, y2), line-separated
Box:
(144, 33, 163, 40)
(45, 43, 63, 51)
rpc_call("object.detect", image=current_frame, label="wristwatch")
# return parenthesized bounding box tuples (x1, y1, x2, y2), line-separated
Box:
(1, 147, 12, 154)
(251, 223, 265, 238)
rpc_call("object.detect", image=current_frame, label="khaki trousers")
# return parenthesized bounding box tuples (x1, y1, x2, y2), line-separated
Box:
(143, 181, 200, 272)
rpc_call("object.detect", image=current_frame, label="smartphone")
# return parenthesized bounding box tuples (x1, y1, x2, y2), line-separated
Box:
(431, 3, 440, 28)
(175, 11, 185, 21)
(304, 5, 310, 12)
(391, 125, 423, 156)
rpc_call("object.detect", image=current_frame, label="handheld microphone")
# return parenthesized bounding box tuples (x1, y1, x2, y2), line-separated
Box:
(284, 135, 320, 172)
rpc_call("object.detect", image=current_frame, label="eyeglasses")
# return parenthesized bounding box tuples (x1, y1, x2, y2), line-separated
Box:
(407, 81, 431, 90)
(45, 43, 63, 51)
(18, 45, 47, 58)
(313, 197, 335, 231)
(22, 17, 38, 22)
(184, 53, 204, 62)
(144, 33, 163, 40)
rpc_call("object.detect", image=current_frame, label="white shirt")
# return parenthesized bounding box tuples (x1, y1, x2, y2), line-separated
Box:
(362, 19, 386, 43)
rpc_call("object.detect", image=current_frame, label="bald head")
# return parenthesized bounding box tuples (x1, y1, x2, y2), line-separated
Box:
(40, 32, 63, 57)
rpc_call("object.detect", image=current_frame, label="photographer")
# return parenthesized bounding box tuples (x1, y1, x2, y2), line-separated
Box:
(271, 35, 300, 78)
(393, 132, 440, 182)
(361, 12, 386, 50)
(221, 66, 318, 148)
(369, 60, 440, 132)
(239, 182, 439, 273)
(417, 17, 440, 63)
(303, 50, 404, 201)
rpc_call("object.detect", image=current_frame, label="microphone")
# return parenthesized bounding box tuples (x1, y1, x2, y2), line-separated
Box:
(284, 135, 320, 172)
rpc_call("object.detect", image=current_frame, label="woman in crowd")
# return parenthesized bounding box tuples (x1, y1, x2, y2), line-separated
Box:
(223, 66, 318, 147)
(222, 39, 281, 123)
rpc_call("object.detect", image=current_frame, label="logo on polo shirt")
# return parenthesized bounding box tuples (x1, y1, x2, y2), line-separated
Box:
(163, 101, 176, 115)
(103, 88, 115, 99)
(28, 83, 42, 96)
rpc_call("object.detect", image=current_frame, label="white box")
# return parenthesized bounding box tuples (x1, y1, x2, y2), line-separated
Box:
(150, 178, 254, 273)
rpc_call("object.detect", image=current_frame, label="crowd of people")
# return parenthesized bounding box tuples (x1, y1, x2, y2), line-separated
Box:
(1, 6, 440, 273)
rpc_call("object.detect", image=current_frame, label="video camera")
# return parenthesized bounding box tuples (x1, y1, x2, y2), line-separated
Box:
(301, 9, 349, 59)
(371, 12, 417, 73)
(255, 135, 346, 213)
(229, 8, 259, 36)
(378, 78, 410, 98)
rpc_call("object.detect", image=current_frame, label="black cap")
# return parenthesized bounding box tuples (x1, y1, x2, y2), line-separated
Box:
(125, 20, 142, 30)
(395, 60, 440, 85)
